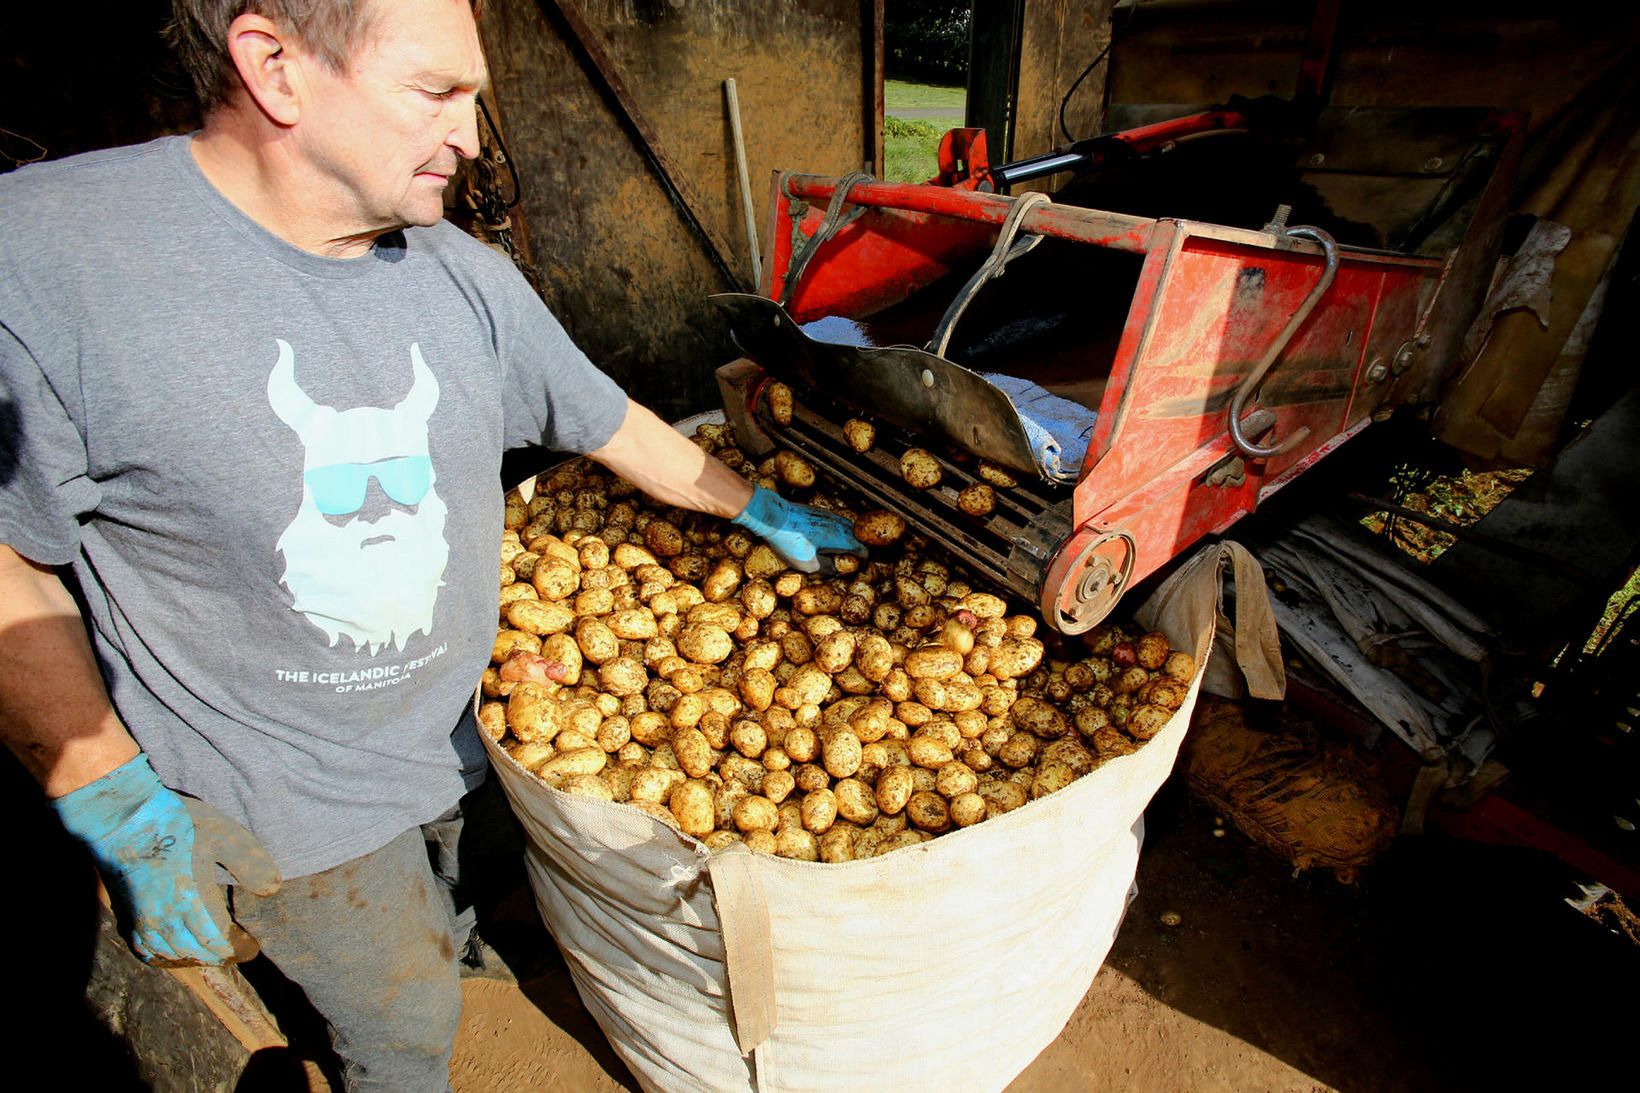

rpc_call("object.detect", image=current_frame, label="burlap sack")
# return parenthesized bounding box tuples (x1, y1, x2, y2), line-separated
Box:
(485, 538, 1282, 1090)
(1183, 696, 1399, 882)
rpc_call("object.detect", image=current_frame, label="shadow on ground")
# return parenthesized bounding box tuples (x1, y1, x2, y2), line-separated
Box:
(1100, 777, 1638, 1090)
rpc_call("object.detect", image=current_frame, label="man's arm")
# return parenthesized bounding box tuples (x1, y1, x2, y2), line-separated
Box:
(0, 542, 279, 964)
(586, 399, 755, 518)
(0, 543, 138, 796)
(585, 399, 865, 574)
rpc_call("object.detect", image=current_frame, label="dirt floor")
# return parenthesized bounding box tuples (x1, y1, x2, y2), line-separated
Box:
(443, 777, 1638, 1092)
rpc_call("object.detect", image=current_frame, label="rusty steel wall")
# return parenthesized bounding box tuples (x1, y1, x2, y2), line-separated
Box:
(481, 0, 872, 423)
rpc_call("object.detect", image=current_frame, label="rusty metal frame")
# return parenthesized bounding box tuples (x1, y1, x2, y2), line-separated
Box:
(781, 174, 1156, 254)
(727, 86, 1504, 628)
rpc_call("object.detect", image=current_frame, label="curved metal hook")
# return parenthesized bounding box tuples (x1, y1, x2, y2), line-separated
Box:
(1228, 225, 1339, 460)
(926, 190, 1051, 359)
(778, 171, 874, 306)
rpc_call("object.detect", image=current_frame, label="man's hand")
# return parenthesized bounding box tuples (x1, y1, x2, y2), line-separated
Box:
(731, 486, 867, 574)
(53, 754, 280, 966)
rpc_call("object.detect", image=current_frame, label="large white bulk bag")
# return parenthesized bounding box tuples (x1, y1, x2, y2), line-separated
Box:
(483, 540, 1280, 1091)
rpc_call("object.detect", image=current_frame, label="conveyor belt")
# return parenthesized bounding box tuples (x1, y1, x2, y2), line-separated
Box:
(752, 396, 1072, 603)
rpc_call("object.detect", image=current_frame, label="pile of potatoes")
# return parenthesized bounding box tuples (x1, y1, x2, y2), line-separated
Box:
(481, 421, 1194, 862)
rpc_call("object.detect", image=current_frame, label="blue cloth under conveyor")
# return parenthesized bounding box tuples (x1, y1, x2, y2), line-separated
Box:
(979, 372, 1097, 484)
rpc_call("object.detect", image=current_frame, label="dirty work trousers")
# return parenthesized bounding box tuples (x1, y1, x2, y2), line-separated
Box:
(233, 806, 474, 1092)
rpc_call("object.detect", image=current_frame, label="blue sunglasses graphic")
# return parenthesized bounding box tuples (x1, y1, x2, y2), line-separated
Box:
(304, 455, 433, 516)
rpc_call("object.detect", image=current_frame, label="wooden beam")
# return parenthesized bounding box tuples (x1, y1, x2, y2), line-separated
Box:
(535, 0, 746, 292)
(95, 879, 287, 1056)
(966, 0, 1022, 165)
(166, 966, 288, 1055)
(863, 0, 884, 175)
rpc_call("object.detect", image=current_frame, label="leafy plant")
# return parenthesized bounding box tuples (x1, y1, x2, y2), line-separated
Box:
(885, 0, 972, 83)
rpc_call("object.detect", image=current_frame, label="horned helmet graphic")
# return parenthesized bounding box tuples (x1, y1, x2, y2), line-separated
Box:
(268, 339, 450, 656)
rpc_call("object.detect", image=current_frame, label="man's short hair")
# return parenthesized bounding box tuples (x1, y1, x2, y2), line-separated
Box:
(165, 1, 482, 115)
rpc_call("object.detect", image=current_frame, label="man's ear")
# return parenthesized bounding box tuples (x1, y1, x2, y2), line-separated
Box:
(224, 13, 303, 127)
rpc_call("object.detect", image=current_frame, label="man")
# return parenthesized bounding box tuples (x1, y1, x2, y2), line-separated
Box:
(0, 0, 861, 1086)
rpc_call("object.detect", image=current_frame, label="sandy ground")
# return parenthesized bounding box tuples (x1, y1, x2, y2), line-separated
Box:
(444, 778, 1637, 1091)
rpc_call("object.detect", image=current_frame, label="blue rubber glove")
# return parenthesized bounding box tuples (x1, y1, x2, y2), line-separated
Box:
(732, 486, 867, 575)
(54, 754, 281, 967)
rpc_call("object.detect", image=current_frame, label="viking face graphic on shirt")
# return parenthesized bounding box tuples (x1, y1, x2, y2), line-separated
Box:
(267, 339, 449, 655)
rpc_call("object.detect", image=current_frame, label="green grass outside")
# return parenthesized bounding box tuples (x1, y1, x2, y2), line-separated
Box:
(884, 79, 965, 112)
(883, 116, 943, 183)
(882, 80, 964, 183)
(1585, 566, 1640, 655)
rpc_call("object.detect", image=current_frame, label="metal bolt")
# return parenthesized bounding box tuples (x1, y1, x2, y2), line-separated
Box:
(1079, 566, 1108, 600)
(921, 368, 935, 388)
(1205, 456, 1246, 488)
(1393, 343, 1416, 374)
(1366, 358, 1389, 384)
(1423, 156, 1445, 172)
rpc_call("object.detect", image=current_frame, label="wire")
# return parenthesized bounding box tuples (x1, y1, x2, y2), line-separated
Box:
(1057, 42, 1112, 145)
(1057, 0, 1142, 145)
(0, 125, 47, 170)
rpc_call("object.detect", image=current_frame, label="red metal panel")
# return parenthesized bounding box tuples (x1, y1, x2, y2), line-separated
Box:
(782, 208, 995, 322)
(1092, 438, 1262, 587)
(1081, 230, 1389, 506)
(781, 175, 1156, 253)
(1081, 222, 1182, 519)
(1437, 795, 1640, 901)
(1342, 269, 1421, 429)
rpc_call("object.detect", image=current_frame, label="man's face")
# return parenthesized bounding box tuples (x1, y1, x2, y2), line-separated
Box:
(294, 0, 488, 232)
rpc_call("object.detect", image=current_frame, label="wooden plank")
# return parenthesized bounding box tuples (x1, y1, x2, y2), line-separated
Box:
(537, 0, 744, 293)
(94, 879, 287, 1058)
(166, 965, 288, 1054)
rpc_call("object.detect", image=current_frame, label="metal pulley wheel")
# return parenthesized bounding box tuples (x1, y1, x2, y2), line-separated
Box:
(1039, 525, 1137, 634)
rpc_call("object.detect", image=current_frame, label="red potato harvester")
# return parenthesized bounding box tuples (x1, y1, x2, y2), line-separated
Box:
(714, 90, 1523, 634)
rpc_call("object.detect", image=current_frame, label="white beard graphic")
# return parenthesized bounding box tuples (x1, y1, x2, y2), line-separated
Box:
(267, 339, 450, 656)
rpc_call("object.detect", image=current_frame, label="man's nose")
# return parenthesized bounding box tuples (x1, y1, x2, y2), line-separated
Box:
(449, 96, 481, 161)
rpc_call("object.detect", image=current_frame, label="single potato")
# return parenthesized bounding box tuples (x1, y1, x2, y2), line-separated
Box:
(767, 381, 794, 425)
(905, 790, 952, 832)
(669, 779, 716, 837)
(957, 482, 995, 517)
(900, 449, 942, 490)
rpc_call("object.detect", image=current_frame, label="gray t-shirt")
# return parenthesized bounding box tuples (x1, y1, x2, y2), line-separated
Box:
(0, 136, 629, 878)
